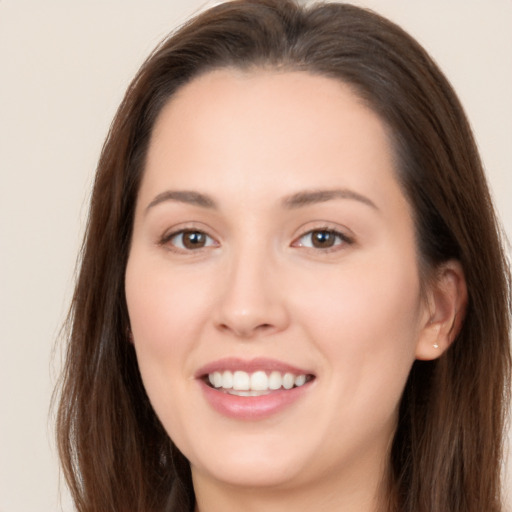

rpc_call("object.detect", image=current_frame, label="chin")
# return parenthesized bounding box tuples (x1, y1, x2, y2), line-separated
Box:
(191, 454, 308, 489)
(181, 429, 318, 489)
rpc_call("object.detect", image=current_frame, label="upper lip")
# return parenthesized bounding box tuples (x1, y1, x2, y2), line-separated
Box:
(195, 357, 314, 378)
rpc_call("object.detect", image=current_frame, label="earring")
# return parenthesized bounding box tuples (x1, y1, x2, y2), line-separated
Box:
(432, 323, 441, 349)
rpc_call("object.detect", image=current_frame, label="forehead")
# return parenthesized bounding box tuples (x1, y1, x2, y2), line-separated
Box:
(145, 69, 399, 195)
(151, 68, 387, 150)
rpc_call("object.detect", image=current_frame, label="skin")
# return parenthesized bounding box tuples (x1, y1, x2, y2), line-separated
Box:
(125, 69, 466, 512)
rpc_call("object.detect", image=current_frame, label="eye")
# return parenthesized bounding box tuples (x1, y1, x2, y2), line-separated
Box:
(293, 229, 351, 250)
(163, 229, 218, 251)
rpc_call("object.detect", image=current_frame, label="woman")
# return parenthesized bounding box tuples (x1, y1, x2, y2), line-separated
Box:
(56, 1, 511, 511)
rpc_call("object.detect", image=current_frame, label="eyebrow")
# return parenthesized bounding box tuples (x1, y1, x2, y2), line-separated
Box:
(145, 190, 217, 214)
(145, 187, 378, 214)
(282, 189, 378, 210)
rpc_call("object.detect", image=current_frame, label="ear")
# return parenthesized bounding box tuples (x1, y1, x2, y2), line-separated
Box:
(415, 260, 467, 360)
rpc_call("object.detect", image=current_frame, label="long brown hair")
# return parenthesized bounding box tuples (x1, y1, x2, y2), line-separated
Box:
(56, 1, 511, 511)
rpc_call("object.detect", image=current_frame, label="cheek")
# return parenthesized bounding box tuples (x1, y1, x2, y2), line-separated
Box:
(124, 254, 213, 431)
(293, 252, 423, 396)
(124, 253, 217, 428)
(125, 255, 212, 353)
(311, 253, 421, 341)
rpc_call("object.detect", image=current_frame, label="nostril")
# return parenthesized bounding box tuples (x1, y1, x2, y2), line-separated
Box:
(218, 323, 230, 332)
(216, 321, 276, 338)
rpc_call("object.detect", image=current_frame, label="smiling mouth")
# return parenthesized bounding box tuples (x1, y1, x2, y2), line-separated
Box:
(204, 370, 315, 396)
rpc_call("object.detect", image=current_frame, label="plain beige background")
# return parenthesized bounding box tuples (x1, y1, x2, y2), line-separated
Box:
(1, 1, 511, 511)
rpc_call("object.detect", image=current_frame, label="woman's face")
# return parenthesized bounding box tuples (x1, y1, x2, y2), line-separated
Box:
(125, 69, 436, 495)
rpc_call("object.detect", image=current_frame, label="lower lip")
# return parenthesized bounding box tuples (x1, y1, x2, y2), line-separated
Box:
(199, 380, 313, 420)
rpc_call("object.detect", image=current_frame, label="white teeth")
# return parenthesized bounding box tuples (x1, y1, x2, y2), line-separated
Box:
(269, 371, 282, 390)
(222, 370, 233, 389)
(208, 370, 309, 392)
(233, 371, 250, 390)
(250, 371, 268, 391)
(282, 373, 294, 390)
(294, 374, 306, 387)
(212, 371, 222, 388)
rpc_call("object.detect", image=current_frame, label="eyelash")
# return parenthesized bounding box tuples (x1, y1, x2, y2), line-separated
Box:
(159, 229, 218, 252)
(158, 227, 353, 254)
(292, 228, 353, 252)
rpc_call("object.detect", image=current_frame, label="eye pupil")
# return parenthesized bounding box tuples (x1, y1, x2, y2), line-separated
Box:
(183, 231, 206, 249)
(312, 230, 335, 248)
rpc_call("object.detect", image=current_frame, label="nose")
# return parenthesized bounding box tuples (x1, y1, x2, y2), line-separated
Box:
(213, 248, 290, 339)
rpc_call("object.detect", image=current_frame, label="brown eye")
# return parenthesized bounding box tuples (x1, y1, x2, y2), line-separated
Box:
(310, 230, 336, 248)
(294, 229, 351, 250)
(182, 231, 207, 249)
(167, 230, 216, 250)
